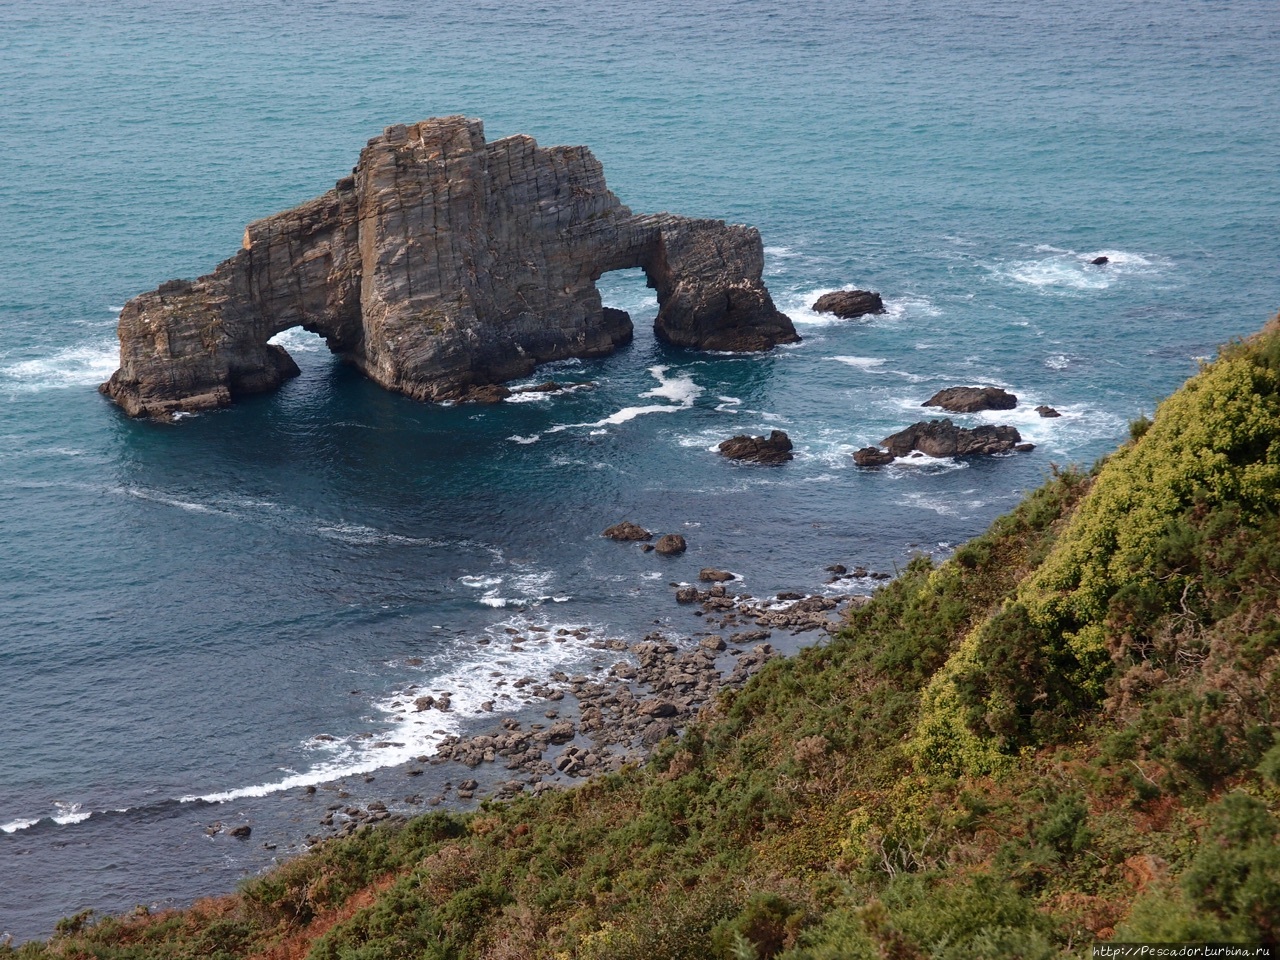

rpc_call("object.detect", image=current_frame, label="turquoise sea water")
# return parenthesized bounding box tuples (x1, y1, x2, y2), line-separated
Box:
(2, 0, 1278, 942)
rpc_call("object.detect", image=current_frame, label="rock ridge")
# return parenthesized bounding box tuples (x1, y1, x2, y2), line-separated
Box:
(102, 116, 799, 417)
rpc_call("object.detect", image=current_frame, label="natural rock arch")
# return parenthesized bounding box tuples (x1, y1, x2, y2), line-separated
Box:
(102, 117, 799, 417)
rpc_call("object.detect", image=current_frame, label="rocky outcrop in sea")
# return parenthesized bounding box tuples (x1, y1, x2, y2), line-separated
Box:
(855, 418, 1033, 464)
(101, 116, 799, 418)
(922, 386, 1018, 413)
(717, 430, 794, 463)
(811, 289, 885, 318)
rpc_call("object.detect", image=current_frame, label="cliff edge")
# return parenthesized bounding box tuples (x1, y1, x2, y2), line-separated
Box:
(100, 116, 799, 417)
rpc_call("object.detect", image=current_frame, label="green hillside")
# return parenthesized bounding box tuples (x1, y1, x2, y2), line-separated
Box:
(11, 317, 1280, 959)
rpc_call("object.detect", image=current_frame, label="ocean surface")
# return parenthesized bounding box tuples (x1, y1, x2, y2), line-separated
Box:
(2, 0, 1278, 943)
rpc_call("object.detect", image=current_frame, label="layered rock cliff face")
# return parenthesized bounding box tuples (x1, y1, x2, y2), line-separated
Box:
(101, 116, 798, 417)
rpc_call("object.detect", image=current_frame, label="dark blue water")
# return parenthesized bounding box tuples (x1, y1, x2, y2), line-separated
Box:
(2, 0, 1278, 943)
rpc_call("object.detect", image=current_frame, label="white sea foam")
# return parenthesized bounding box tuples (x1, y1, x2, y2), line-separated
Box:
(895, 490, 987, 517)
(456, 565, 571, 609)
(120, 486, 218, 514)
(315, 522, 437, 546)
(1, 802, 107, 834)
(883, 453, 970, 475)
(52, 801, 92, 826)
(547, 365, 701, 433)
(780, 289, 848, 327)
(831, 356, 888, 371)
(714, 395, 743, 412)
(509, 434, 541, 444)
(189, 611, 616, 804)
(459, 574, 503, 589)
(994, 248, 1166, 293)
(504, 390, 556, 404)
(267, 327, 329, 353)
(1, 817, 42, 833)
(778, 289, 939, 328)
(1045, 354, 1071, 370)
(0, 340, 119, 392)
(882, 295, 942, 320)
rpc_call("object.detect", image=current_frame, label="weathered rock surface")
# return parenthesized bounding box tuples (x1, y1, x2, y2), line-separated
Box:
(811, 289, 885, 318)
(923, 386, 1018, 413)
(655, 534, 687, 555)
(603, 521, 652, 542)
(852, 446, 896, 467)
(717, 429, 794, 463)
(882, 419, 1026, 458)
(699, 568, 736, 582)
(1036, 405, 1061, 418)
(102, 116, 798, 417)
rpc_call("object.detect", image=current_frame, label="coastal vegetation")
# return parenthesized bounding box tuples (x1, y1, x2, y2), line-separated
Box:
(10, 318, 1280, 957)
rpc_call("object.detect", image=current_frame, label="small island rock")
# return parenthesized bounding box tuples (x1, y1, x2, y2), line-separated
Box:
(811, 289, 885, 319)
(1035, 405, 1061, 418)
(718, 430, 794, 464)
(603, 522, 652, 542)
(1090, 256, 1110, 266)
(882, 419, 1027, 458)
(853, 446, 896, 467)
(699, 568, 736, 582)
(923, 386, 1017, 413)
(655, 534, 688, 556)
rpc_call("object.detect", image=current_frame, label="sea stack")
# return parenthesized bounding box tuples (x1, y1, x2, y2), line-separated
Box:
(101, 116, 799, 418)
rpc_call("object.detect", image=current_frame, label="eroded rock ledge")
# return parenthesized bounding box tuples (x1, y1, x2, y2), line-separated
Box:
(101, 116, 799, 417)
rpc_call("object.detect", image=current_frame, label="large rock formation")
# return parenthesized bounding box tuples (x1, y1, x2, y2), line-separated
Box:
(101, 116, 799, 417)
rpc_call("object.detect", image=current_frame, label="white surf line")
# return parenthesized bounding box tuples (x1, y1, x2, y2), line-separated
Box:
(544, 365, 702, 434)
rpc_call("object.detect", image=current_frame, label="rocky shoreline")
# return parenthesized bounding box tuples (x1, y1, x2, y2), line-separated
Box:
(208, 571, 880, 849)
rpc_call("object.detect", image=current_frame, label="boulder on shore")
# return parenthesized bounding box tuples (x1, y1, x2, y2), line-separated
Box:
(923, 386, 1017, 413)
(718, 430, 794, 464)
(811, 289, 885, 319)
(603, 522, 652, 542)
(882, 419, 1026, 458)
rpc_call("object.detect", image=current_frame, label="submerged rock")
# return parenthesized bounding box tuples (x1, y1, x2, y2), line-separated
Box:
(811, 289, 885, 318)
(922, 386, 1017, 413)
(881, 419, 1026, 458)
(102, 116, 798, 418)
(717, 430, 794, 464)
